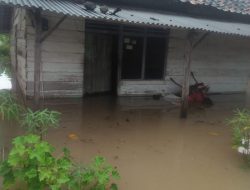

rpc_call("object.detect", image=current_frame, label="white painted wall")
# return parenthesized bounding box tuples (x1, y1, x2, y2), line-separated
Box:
(118, 29, 250, 96)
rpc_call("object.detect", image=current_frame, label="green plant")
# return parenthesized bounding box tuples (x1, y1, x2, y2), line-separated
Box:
(68, 156, 120, 190)
(21, 108, 61, 138)
(0, 34, 10, 75)
(0, 135, 120, 190)
(0, 134, 72, 190)
(0, 90, 24, 121)
(228, 109, 250, 149)
(228, 109, 250, 166)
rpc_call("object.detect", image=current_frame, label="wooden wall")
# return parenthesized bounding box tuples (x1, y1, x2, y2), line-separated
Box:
(25, 11, 85, 98)
(118, 29, 250, 96)
(12, 9, 250, 98)
(10, 8, 27, 96)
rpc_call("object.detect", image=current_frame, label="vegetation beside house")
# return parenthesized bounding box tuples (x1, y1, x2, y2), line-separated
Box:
(0, 34, 10, 75)
(0, 90, 120, 190)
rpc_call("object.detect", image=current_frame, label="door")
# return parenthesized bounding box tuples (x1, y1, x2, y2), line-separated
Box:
(84, 33, 113, 94)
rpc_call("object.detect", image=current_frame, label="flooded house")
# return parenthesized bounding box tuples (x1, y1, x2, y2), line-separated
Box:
(2, 2, 250, 189)
(1, 0, 250, 117)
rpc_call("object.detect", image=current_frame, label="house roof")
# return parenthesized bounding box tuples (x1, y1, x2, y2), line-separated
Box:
(1, 0, 250, 36)
(180, 0, 250, 15)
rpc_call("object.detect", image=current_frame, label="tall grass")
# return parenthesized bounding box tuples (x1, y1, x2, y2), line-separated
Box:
(21, 108, 61, 137)
(228, 109, 250, 165)
(0, 90, 23, 121)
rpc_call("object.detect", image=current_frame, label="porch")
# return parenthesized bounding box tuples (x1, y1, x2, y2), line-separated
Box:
(1, 94, 250, 190)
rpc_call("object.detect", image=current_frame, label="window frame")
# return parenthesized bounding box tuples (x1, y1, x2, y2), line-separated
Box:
(120, 28, 169, 81)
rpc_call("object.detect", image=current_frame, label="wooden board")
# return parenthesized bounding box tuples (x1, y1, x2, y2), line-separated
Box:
(84, 33, 113, 94)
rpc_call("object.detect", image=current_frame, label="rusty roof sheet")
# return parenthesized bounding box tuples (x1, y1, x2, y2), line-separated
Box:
(1, 0, 250, 36)
(180, 0, 250, 15)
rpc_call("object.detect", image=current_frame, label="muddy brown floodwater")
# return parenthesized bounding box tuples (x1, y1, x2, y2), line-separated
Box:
(1, 94, 250, 190)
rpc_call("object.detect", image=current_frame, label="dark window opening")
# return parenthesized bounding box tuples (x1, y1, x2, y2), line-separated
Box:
(121, 32, 168, 80)
(121, 36, 143, 79)
(145, 37, 166, 79)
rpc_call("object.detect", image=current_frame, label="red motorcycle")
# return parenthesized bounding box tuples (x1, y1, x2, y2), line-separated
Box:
(170, 72, 213, 106)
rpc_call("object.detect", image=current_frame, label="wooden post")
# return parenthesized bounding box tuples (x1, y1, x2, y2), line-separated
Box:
(117, 25, 124, 89)
(12, 25, 18, 93)
(180, 31, 209, 118)
(141, 29, 147, 80)
(34, 10, 42, 109)
(180, 36, 193, 118)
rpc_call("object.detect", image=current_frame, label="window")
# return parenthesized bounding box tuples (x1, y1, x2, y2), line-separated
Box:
(145, 37, 166, 79)
(121, 29, 168, 80)
(121, 36, 143, 79)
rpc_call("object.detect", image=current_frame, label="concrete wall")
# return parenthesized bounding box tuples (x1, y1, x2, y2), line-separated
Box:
(118, 29, 250, 96)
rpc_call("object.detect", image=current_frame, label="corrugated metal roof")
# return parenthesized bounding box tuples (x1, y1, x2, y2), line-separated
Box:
(1, 0, 250, 36)
(180, 0, 250, 15)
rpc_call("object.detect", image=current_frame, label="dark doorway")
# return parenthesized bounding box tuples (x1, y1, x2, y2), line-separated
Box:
(84, 32, 118, 96)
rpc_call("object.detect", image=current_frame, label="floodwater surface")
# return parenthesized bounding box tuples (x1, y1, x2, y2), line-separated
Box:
(1, 94, 250, 190)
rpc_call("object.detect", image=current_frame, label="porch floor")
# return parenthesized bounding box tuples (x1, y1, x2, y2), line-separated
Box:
(2, 94, 250, 190)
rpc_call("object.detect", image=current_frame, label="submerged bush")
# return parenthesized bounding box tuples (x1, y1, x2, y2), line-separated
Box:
(69, 156, 120, 190)
(0, 134, 120, 190)
(228, 109, 250, 164)
(0, 134, 73, 190)
(21, 108, 61, 137)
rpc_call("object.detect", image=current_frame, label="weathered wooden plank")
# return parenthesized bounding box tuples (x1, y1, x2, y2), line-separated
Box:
(27, 81, 83, 91)
(27, 90, 84, 98)
(27, 52, 84, 64)
(27, 63, 83, 72)
(27, 30, 84, 43)
(26, 40, 84, 53)
(17, 55, 26, 78)
(26, 17, 84, 33)
(34, 10, 42, 107)
(27, 72, 83, 82)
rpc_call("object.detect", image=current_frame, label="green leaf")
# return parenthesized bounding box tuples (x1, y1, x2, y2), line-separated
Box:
(25, 169, 37, 179)
(110, 183, 118, 190)
(112, 170, 120, 180)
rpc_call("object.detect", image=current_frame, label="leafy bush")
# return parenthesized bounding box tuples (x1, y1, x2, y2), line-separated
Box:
(0, 90, 24, 121)
(228, 109, 250, 165)
(228, 109, 250, 149)
(0, 134, 120, 190)
(0, 134, 72, 190)
(21, 108, 61, 137)
(69, 156, 120, 190)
